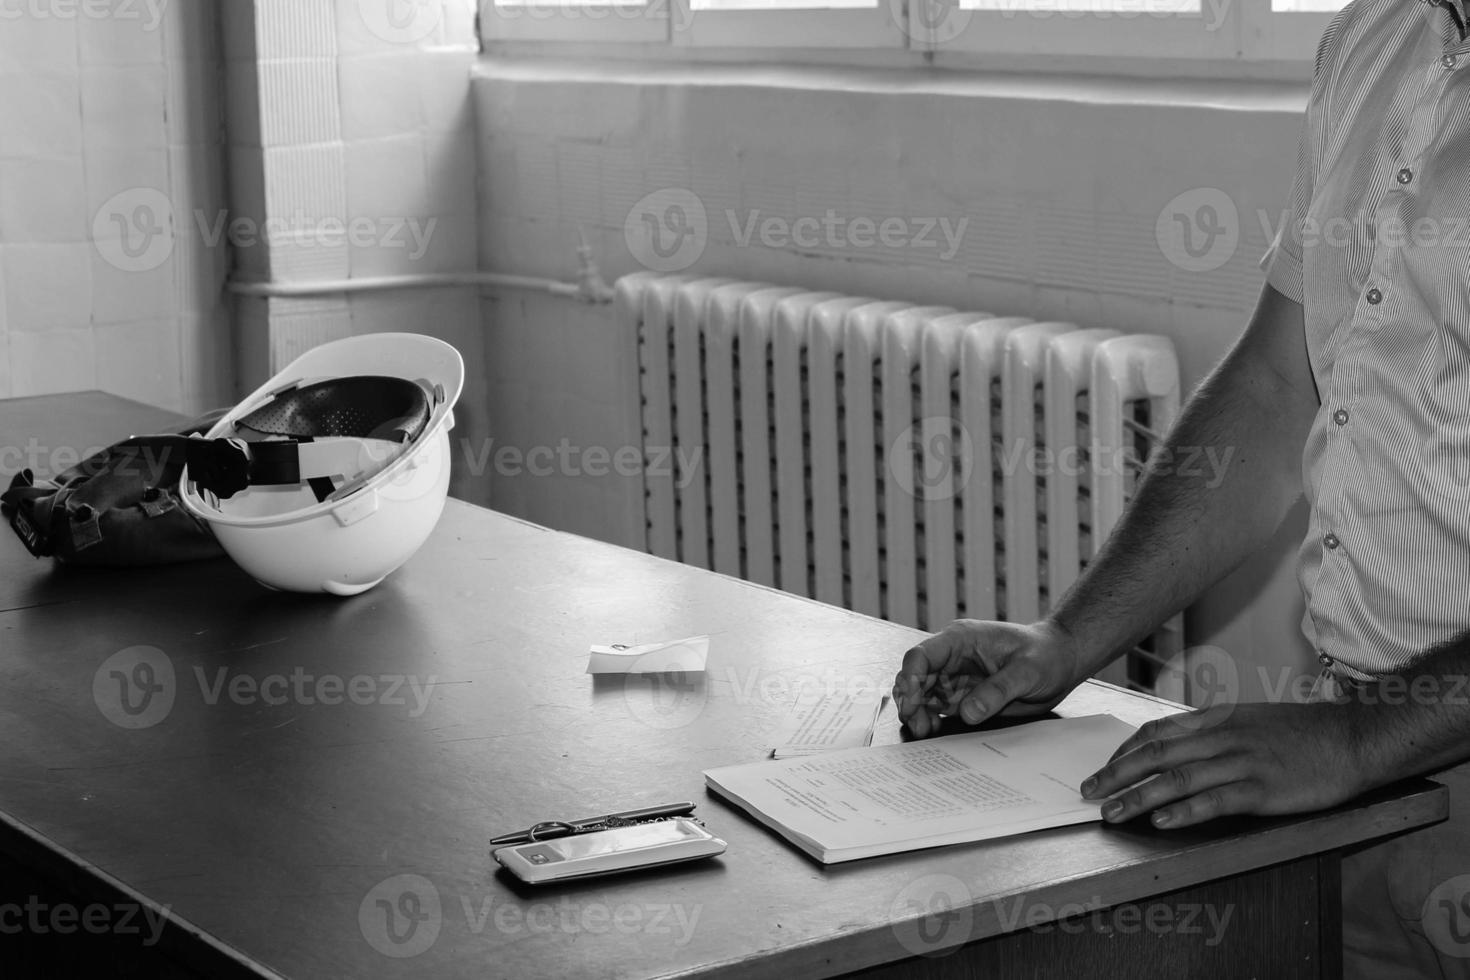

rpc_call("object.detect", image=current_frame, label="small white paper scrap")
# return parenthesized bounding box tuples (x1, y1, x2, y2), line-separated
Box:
(586, 636, 710, 675)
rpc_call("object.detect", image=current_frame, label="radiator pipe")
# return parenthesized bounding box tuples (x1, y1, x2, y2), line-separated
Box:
(225, 240, 617, 304)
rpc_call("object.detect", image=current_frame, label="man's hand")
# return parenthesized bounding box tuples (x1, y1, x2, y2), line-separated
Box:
(893, 620, 1083, 737)
(1081, 701, 1365, 828)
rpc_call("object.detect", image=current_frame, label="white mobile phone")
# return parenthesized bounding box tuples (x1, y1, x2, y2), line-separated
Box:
(492, 817, 727, 884)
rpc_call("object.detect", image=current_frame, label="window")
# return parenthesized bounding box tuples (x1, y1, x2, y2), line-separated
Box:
(672, 0, 903, 48)
(479, 0, 1348, 63)
(483, 0, 669, 43)
(1273, 0, 1346, 9)
(1256, 0, 1350, 59)
(915, 0, 1240, 61)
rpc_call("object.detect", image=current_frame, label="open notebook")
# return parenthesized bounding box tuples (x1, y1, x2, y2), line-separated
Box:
(704, 713, 1135, 864)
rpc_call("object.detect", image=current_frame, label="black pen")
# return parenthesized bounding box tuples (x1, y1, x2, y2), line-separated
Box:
(489, 801, 696, 847)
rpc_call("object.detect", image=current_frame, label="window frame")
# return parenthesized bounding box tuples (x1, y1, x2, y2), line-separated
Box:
(479, 0, 1343, 66)
(479, 0, 910, 46)
(909, 0, 1244, 61)
(480, 0, 671, 44)
(1241, 0, 1338, 61)
(670, 0, 907, 49)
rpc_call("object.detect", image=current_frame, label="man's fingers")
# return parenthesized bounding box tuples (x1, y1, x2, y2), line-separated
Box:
(955, 660, 1041, 725)
(1095, 759, 1249, 824)
(1150, 782, 1260, 829)
(903, 704, 936, 738)
(895, 622, 1039, 734)
(893, 672, 925, 718)
(895, 627, 990, 723)
(894, 670, 945, 723)
(935, 674, 975, 714)
(895, 676, 972, 734)
(1104, 713, 1198, 764)
(895, 637, 948, 722)
(1083, 727, 1226, 800)
(898, 631, 967, 685)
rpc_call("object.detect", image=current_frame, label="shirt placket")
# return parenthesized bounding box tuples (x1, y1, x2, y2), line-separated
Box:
(1309, 31, 1460, 672)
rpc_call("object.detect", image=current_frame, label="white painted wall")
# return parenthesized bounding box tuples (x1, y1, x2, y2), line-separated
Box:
(0, 0, 230, 414)
(225, 0, 490, 506)
(472, 59, 1318, 694)
(0, 5, 1317, 687)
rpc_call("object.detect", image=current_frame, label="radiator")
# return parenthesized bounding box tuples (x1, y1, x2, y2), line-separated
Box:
(616, 272, 1187, 697)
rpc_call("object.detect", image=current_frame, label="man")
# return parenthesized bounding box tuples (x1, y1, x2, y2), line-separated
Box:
(893, 0, 1470, 974)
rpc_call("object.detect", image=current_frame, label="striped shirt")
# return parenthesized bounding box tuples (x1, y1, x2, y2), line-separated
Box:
(1262, 0, 1470, 677)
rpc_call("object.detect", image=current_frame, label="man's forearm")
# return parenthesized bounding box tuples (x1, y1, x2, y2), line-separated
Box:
(1049, 303, 1317, 678)
(1343, 634, 1470, 790)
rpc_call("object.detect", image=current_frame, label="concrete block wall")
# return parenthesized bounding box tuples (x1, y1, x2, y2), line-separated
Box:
(0, 0, 231, 414)
(226, 0, 489, 505)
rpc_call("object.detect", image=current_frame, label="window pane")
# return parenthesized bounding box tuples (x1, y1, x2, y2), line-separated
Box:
(961, 0, 1202, 11)
(1271, 0, 1348, 10)
(691, 0, 876, 8)
(493, 0, 646, 6)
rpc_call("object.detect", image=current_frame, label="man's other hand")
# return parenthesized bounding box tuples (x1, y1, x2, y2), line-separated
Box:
(1081, 701, 1364, 828)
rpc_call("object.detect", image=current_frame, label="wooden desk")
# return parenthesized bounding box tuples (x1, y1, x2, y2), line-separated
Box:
(0, 393, 1448, 979)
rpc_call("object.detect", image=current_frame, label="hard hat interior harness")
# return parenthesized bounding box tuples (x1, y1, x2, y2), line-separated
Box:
(184, 376, 435, 503)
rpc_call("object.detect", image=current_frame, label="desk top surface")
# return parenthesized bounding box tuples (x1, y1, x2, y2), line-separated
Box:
(0, 393, 1447, 980)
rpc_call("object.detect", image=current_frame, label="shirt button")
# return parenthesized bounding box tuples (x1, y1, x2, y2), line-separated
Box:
(1318, 651, 1334, 666)
(1324, 532, 1341, 550)
(1333, 409, 1349, 425)
(1445, 54, 1459, 69)
(1366, 287, 1383, 304)
(1397, 168, 1414, 184)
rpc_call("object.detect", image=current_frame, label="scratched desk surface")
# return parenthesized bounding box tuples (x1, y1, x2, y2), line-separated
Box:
(0, 393, 1447, 979)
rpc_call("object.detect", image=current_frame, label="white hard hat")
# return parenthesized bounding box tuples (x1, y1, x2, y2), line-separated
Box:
(179, 333, 464, 595)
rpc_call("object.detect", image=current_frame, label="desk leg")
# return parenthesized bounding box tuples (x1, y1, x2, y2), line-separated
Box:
(845, 853, 1340, 980)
